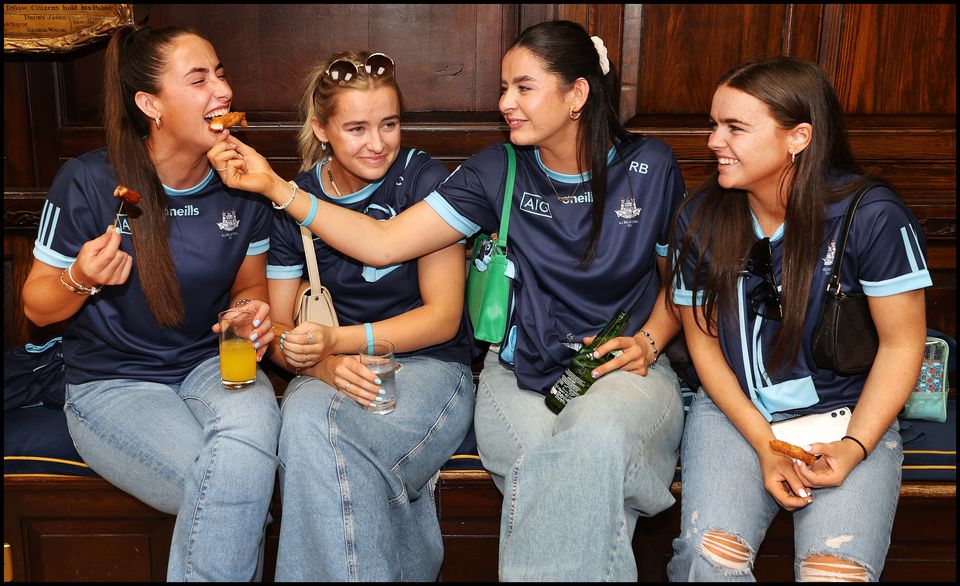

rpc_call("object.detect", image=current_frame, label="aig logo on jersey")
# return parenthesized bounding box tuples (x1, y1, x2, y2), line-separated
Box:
(520, 192, 552, 218)
(115, 214, 132, 235)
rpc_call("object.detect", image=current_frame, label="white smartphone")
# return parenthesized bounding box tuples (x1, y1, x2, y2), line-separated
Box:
(771, 407, 852, 447)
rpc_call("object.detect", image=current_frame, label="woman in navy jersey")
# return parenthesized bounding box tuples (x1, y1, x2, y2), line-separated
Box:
(666, 57, 930, 581)
(211, 20, 686, 581)
(260, 52, 475, 582)
(21, 26, 279, 581)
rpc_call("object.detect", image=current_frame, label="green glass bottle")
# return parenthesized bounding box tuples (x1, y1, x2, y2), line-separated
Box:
(545, 310, 631, 414)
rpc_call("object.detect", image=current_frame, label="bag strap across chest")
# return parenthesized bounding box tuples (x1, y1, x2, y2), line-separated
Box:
(495, 143, 517, 250)
(826, 181, 883, 295)
(300, 226, 323, 293)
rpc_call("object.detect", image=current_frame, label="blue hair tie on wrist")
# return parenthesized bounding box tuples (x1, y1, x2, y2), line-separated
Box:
(364, 322, 374, 354)
(298, 194, 319, 227)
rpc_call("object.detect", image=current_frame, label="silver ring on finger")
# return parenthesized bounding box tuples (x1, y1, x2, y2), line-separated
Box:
(344, 381, 352, 392)
(306, 331, 314, 344)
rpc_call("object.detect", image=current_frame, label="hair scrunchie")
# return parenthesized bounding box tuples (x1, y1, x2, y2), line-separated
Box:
(591, 36, 610, 75)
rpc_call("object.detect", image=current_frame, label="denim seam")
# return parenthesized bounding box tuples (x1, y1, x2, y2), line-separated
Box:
(624, 370, 681, 482)
(181, 399, 221, 580)
(478, 374, 526, 454)
(328, 393, 359, 581)
(604, 513, 629, 580)
(390, 363, 468, 481)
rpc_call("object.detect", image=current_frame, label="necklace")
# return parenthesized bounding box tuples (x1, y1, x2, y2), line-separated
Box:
(326, 158, 344, 197)
(542, 165, 584, 202)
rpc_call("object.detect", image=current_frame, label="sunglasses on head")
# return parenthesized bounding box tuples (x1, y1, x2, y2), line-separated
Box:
(741, 237, 783, 321)
(325, 52, 395, 83)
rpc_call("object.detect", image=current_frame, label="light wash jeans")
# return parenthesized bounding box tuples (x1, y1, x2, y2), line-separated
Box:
(668, 389, 902, 582)
(473, 349, 684, 581)
(63, 355, 280, 581)
(274, 356, 475, 582)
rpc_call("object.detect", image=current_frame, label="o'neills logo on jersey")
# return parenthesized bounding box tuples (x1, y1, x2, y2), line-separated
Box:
(217, 209, 240, 238)
(519, 192, 552, 218)
(168, 204, 200, 217)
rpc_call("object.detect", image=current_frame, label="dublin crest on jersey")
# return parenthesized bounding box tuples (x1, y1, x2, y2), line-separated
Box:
(217, 209, 240, 233)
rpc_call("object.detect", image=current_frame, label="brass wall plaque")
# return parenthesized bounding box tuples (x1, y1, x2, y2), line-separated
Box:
(4, 4, 134, 53)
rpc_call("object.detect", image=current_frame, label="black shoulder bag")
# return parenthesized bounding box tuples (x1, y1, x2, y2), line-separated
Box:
(811, 181, 883, 375)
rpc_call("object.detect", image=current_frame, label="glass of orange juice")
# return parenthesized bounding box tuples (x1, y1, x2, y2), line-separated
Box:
(218, 307, 257, 390)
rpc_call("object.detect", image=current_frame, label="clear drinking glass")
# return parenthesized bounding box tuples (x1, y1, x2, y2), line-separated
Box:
(218, 307, 257, 390)
(358, 340, 397, 414)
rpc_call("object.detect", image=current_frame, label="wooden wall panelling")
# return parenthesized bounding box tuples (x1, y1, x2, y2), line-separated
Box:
(3, 62, 34, 187)
(832, 4, 957, 114)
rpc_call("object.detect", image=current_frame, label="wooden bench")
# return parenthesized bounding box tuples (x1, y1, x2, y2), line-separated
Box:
(5, 358, 956, 582)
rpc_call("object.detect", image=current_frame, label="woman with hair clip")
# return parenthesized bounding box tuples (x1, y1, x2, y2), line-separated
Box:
(264, 51, 475, 582)
(666, 56, 930, 581)
(21, 25, 279, 581)
(211, 19, 687, 581)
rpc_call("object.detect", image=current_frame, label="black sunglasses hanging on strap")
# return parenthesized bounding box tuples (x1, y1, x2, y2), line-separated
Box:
(811, 181, 884, 375)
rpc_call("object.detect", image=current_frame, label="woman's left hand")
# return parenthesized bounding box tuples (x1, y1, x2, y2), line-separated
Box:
(278, 323, 334, 371)
(586, 334, 656, 378)
(211, 299, 274, 362)
(793, 439, 863, 488)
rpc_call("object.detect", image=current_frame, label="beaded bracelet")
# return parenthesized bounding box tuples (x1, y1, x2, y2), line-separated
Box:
(273, 181, 299, 210)
(637, 329, 659, 362)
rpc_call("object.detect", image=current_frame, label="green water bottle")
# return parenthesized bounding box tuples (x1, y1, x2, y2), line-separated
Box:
(545, 310, 631, 414)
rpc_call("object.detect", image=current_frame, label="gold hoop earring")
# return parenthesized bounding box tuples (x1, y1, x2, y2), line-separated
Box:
(155, 115, 161, 129)
(570, 108, 581, 120)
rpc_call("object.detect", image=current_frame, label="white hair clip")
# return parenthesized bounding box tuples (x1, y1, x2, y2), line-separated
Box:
(591, 36, 610, 75)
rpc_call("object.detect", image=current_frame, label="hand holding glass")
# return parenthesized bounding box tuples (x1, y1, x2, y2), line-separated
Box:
(359, 340, 397, 414)
(219, 308, 257, 390)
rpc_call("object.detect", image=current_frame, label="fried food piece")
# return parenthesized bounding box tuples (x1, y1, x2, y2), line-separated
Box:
(209, 111, 247, 131)
(769, 439, 817, 465)
(272, 325, 289, 339)
(113, 184, 141, 205)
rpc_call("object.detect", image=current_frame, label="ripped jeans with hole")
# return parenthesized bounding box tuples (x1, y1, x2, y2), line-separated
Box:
(667, 389, 902, 582)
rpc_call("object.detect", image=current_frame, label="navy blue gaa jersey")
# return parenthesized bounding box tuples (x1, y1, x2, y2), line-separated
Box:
(33, 149, 272, 385)
(672, 182, 932, 418)
(426, 138, 686, 393)
(267, 147, 474, 366)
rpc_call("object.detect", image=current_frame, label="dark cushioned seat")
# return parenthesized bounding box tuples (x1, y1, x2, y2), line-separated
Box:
(7, 400, 954, 482)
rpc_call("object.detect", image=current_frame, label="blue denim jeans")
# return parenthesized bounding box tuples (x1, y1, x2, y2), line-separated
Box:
(274, 356, 474, 582)
(473, 349, 683, 581)
(63, 355, 280, 581)
(667, 389, 902, 582)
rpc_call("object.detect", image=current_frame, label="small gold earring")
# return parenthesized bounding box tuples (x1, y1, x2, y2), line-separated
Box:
(570, 108, 581, 120)
(155, 115, 161, 129)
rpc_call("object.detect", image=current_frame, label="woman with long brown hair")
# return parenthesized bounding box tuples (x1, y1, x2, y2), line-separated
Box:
(667, 56, 930, 581)
(22, 25, 279, 581)
(211, 20, 686, 581)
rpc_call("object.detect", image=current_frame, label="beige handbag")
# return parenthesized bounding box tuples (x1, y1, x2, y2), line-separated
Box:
(293, 226, 339, 327)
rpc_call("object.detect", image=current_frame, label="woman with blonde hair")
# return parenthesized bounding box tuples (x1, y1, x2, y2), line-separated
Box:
(264, 51, 475, 581)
